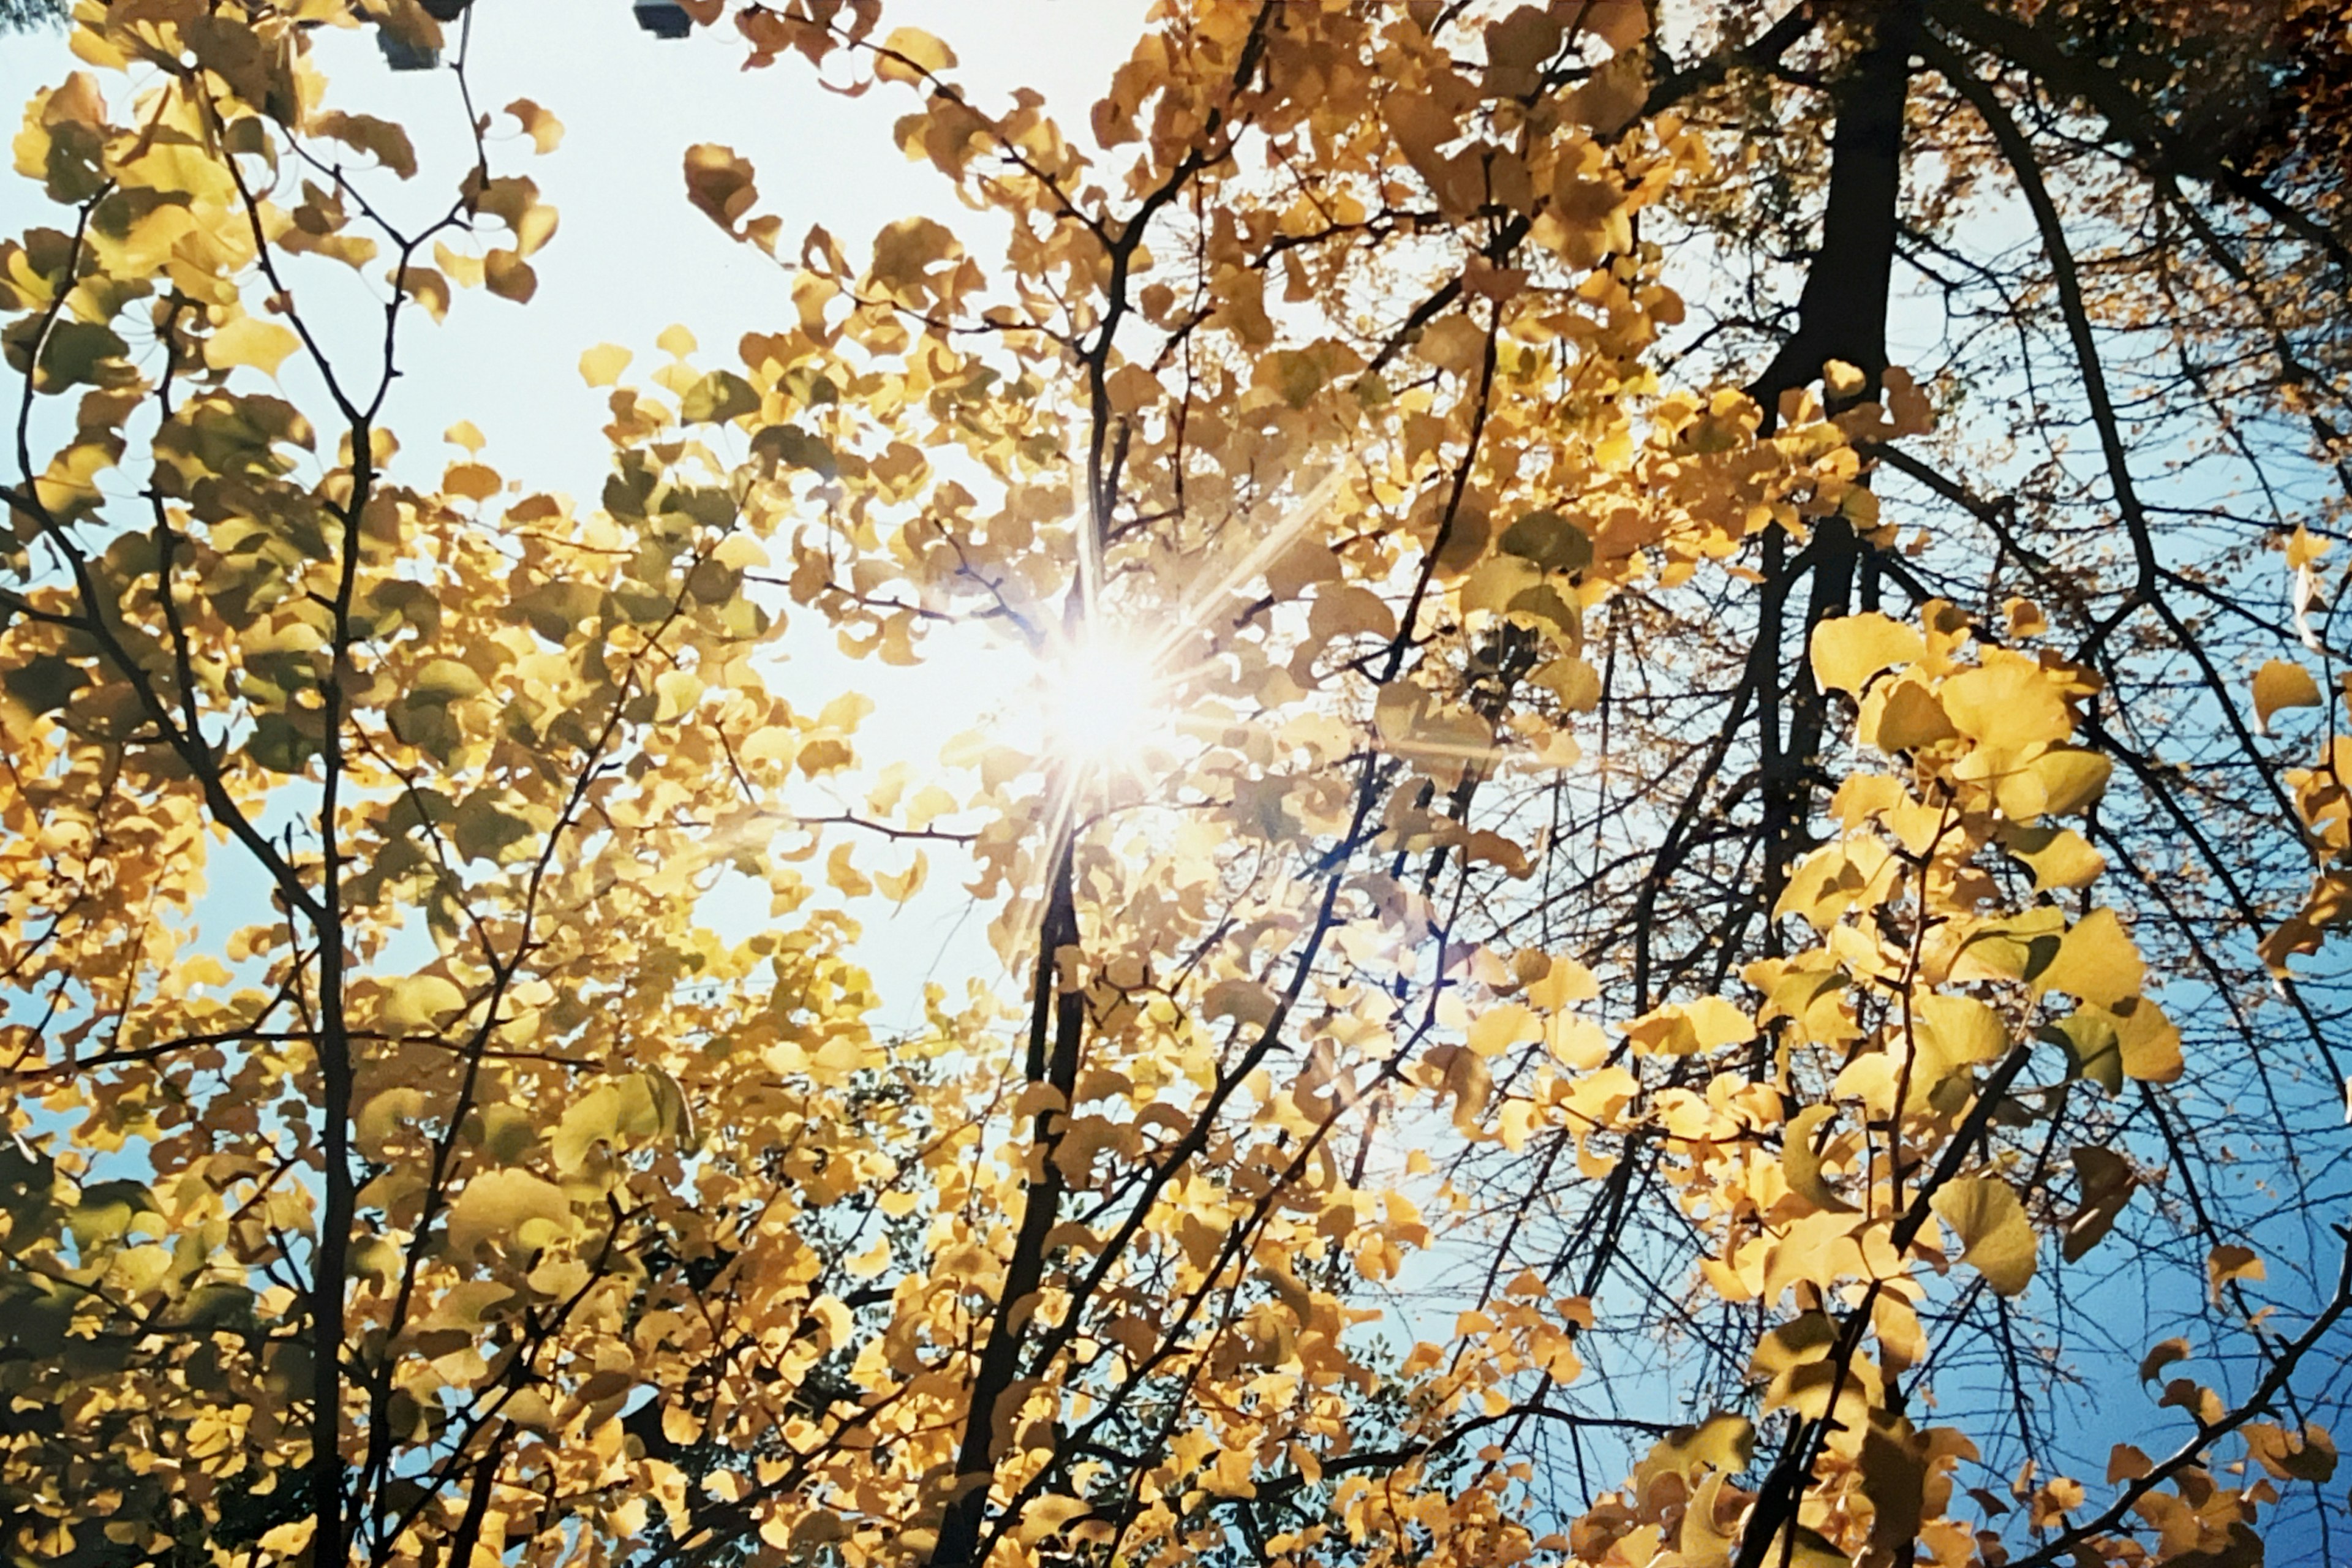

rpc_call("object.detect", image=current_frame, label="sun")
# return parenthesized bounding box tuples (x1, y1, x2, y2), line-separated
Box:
(1036, 631, 1168, 768)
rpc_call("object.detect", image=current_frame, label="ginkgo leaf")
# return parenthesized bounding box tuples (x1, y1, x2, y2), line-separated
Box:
(356, 1088, 429, 1161)
(2063, 1145, 2136, 1262)
(1941, 655, 2072, 748)
(2111, 997, 2183, 1083)
(2207, 1243, 2265, 1298)
(1580, 0, 1649, 51)
(1204, 978, 1278, 1028)
(2245, 1422, 2339, 1483)
(1780, 1103, 1856, 1214)
(505, 97, 565, 154)
(205, 317, 301, 377)
(1497, 508, 1593, 572)
(875, 26, 957, 84)
(312, 111, 417, 178)
(682, 369, 758, 424)
(2035, 908, 2145, 1007)
(2253, 659, 2323, 732)
(2024, 747, 2111, 816)
(1624, 997, 1754, 1055)
(1915, 993, 2007, 1066)
(257, 1520, 316, 1559)
(579, 343, 632, 386)
(1467, 1003, 1540, 1056)
(2139, 1337, 2190, 1382)
(412, 658, 484, 700)
(684, 143, 760, 235)
(1811, 612, 1923, 696)
(1931, 1177, 2037, 1297)
(382, 975, 466, 1031)
(484, 249, 536, 303)
(447, 1169, 571, 1254)
(2001, 824, 2105, 891)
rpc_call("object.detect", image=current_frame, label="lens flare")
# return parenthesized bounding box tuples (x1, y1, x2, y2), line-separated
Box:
(1038, 633, 1166, 766)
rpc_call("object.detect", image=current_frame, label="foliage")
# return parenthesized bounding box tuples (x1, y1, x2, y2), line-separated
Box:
(1, 4, 2348, 1568)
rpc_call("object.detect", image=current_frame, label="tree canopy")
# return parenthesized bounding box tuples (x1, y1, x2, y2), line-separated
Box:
(2, 3, 2350, 1568)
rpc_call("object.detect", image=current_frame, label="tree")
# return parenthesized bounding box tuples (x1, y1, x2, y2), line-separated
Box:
(0, 0, 66, 33)
(0, 3, 2346, 1568)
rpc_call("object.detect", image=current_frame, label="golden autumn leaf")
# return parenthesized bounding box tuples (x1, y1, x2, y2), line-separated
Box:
(203, 315, 301, 377)
(1810, 612, 1924, 696)
(2253, 658, 2323, 732)
(875, 26, 957, 84)
(1931, 1177, 2038, 1297)
(505, 97, 565, 154)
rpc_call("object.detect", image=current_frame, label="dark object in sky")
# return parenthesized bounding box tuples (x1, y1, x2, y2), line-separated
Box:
(635, 0, 692, 40)
(420, 0, 473, 19)
(377, 32, 440, 72)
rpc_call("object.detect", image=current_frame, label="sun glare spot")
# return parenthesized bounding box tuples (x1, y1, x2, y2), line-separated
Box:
(1039, 633, 1166, 766)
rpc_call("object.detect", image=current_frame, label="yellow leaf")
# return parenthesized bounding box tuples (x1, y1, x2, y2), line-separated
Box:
(382, 975, 466, 1031)
(1523, 953, 1597, 1011)
(2253, 659, 2323, 732)
(447, 1169, 571, 1254)
(826, 841, 872, 899)
(1781, 1103, 1855, 1214)
(1626, 997, 1754, 1055)
(1931, 1176, 2037, 1297)
(505, 97, 565, 154)
(1204, 978, 1279, 1028)
(2207, 1243, 2265, 1298)
(1914, 993, 2008, 1074)
(355, 1088, 428, 1161)
(257, 1519, 316, 1559)
(684, 143, 760, 236)
(1822, 360, 1868, 400)
(1468, 1003, 1539, 1057)
(2024, 747, 2111, 817)
(1810, 613, 1924, 696)
(484, 249, 537, 303)
(579, 343, 633, 387)
(204, 316, 301, 377)
(876, 26, 957, 84)
(1578, 0, 1649, 51)
(2112, 997, 2182, 1083)
(2139, 1335, 2190, 1380)
(392, 262, 450, 323)
(2001, 826, 2105, 891)
(1941, 655, 2071, 748)
(2246, 1422, 2339, 1483)
(2036, 908, 2143, 1008)
(312, 111, 417, 178)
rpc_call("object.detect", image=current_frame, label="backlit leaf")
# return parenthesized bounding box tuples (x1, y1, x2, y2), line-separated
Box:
(1931, 1177, 2037, 1297)
(2253, 659, 2323, 732)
